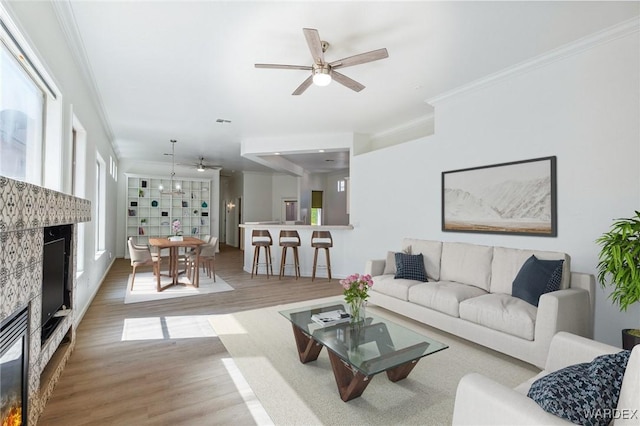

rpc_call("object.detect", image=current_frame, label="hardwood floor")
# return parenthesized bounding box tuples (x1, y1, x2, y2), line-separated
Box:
(38, 244, 343, 425)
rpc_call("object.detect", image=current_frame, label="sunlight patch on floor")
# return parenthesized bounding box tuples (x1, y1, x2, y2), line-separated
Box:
(222, 358, 274, 426)
(121, 315, 218, 341)
(206, 314, 248, 335)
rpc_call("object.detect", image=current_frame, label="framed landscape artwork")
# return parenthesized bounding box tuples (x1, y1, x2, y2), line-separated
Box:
(442, 156, 557, 236)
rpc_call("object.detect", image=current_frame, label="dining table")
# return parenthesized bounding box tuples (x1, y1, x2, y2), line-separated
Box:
(148, 236, 206, 292)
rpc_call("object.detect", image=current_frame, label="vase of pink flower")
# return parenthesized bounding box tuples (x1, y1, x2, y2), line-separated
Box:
(168, 219, 183, 241)
(340, 273, 374, 325)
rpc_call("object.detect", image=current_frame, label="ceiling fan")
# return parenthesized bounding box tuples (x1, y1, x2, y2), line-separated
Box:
(178, 157, 222, 172)
(255, 28, 388, 95)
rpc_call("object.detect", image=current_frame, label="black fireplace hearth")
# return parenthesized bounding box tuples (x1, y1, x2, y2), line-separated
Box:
(1, 307, 29, 425)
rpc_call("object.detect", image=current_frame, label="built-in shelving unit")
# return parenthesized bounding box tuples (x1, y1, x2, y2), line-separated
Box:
(125, 174, 212, 253)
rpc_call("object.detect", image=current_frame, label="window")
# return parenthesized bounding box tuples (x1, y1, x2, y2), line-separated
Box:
(72, 114, 86, 274)
(311, 190, 323, 226)
(1, 6, 62, 187)
(109, 155, 117, 181)
(95, 153, 106, 255)
(0, 40, 44, 182)
(337, 179, 346, 192)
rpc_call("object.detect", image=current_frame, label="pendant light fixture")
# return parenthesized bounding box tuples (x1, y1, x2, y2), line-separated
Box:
(159, 139, 185, 195)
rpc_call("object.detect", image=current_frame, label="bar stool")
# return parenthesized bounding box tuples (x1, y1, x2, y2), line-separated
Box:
(311, 231, 333, 281)
(251, 230, 273, 278)
(279, 230, 301, 280)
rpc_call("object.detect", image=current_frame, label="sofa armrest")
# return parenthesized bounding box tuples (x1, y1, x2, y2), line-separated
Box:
(365, 259, 385, 277)
(536, 287, 590, 342)
(545, 331, 619, 373)
(452, 373, 568, 425)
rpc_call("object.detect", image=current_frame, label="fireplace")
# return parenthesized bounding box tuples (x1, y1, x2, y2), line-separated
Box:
(1, 307, 29, 426)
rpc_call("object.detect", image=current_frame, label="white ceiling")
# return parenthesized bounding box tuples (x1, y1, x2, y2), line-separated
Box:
(56, 1, 639, 175)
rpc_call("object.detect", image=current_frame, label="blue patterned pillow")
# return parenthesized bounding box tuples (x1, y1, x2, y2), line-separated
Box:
(528, 350, 631, 426)
(512, 255, 564, 307)
(394, 253, 428, 282)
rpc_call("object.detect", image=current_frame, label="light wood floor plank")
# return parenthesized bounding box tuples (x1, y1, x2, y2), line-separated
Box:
(38, 244, 343, 425)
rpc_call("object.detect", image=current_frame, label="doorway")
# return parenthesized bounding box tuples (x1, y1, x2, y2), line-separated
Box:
(282, 199, 298, 222)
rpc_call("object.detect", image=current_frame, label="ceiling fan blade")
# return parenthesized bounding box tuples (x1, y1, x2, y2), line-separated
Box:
(292, 75, 313, 96)
(303, 28, 324, 65)
(329, 48, 389, 69)
(255, 64, 312, 71)
(331, 71, 365, 92)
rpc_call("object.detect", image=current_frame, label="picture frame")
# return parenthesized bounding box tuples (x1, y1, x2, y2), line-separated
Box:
(442, 156, 557, 236)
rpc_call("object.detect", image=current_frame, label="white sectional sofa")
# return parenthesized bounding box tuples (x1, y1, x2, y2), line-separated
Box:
(365, 238, 595, 368)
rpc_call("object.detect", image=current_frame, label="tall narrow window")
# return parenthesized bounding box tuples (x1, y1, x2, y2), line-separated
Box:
(0, 42, 44, 182)
(72, 115, 87, 274)
(337, 179, 346, 192)
(311, 190, 323, 226)
(95, 153, 106, 255)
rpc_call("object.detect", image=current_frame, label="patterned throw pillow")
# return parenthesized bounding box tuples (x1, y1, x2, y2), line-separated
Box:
(512, 255, 563, 307)
(527, 350, 631, 426)
(394, 253, 428, 282)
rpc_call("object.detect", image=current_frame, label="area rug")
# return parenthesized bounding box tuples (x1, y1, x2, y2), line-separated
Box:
(208, 296, 540, 425)
(124, 271, 234, 304)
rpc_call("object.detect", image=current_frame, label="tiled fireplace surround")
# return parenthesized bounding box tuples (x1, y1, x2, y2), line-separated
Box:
(0, 176, 90, 424)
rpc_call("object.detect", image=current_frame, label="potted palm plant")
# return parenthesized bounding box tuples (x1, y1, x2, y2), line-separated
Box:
(596, 210, 640, 349)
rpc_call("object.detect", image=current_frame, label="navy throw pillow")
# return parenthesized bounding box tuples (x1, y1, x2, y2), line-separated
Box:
(394, 253, 428, 282)
(527, 350, 631, 426)
(512, 255, 563, 307)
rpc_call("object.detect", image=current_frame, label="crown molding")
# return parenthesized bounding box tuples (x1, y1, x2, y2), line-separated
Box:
(52, 0, 117, 155)
(426, 17, 640, 105)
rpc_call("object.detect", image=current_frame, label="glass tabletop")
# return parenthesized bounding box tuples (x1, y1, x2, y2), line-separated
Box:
(279, 301, 448, 376)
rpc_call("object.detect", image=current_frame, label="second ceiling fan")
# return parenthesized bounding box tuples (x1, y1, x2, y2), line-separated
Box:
(255, 28, 388, 95)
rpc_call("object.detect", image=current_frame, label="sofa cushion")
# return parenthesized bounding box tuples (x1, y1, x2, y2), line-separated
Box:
(383, 245, 412, 275)
(408, 281, 488, 317)
(527, 350, 631, 426)
(440, 242, 494, 291)
(402, 238, 442, 281)
(394, 253, 428, 282)
(371, 275, 423, 301)
(459, 293, 537, 340)
(490, 246, 571, 295)
(512, 255, 564, 307)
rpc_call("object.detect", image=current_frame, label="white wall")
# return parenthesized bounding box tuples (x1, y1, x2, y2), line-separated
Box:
(6, 1, 119, 322)
(242, 171, 273, 222)
(349, 31, 639, 346)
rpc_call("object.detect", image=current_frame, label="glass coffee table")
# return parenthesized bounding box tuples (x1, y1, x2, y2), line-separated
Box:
(279, 301, 448, 401)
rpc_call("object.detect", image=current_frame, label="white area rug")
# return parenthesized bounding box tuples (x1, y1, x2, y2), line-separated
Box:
(208, 296, 540, 425)
(124, 271, 234, 304)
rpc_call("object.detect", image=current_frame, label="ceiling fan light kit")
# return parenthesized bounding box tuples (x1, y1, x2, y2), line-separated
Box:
(255, 27, 388, 95)
(312, 64, 331, 86)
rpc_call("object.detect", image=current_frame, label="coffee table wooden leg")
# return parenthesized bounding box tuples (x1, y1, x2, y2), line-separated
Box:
(326, 350, 372, 402)
(386, 358, 420, 382)
(291, 324, 323, 363)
